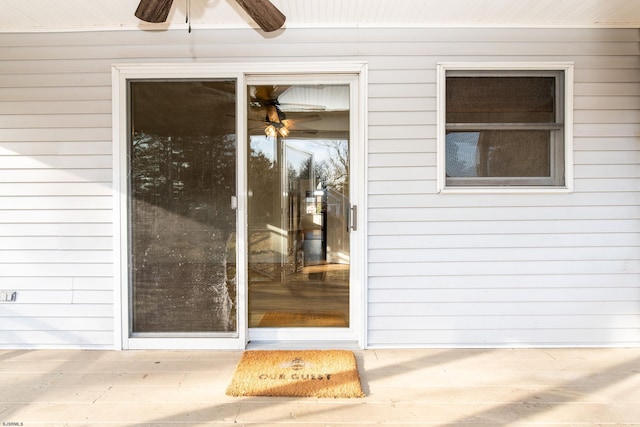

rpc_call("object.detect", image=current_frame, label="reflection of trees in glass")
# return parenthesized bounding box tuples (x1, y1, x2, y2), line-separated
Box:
(248, 146, 278, 224)
(288, 155, 313, 188)
(132, 131, 236, 225)
(131, 130, 237, 333)
(313, 140, 348, 196)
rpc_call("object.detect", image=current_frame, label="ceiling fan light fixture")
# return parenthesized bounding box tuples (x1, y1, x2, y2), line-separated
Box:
(264, 109, 290, 137)
(278, 126, 290, 137)
(265, 124, 277, 137)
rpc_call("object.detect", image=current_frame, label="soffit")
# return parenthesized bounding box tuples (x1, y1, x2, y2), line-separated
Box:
(2, 0, 640, 33)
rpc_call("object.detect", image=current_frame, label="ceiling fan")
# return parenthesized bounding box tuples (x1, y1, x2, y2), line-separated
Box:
(249, 85, 324, 136)
(135, 0, 286, 32)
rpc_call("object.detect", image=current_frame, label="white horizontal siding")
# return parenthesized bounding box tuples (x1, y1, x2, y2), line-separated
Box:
(363, 27, 639, 347)
(369, 219, 640, 234)
(0, 26, 638, 348)
(369, 207, 639, 222)
(369, 274, 640, 288)
(369, 247, 640, 263)
(0, 31, 114, 348)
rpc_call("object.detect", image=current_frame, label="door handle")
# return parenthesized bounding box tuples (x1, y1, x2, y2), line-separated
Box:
(350, 204, 357, 232)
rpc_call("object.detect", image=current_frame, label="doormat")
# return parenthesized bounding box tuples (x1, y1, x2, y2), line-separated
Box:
(226, 350, 364, 398)
(258, 311, 348, 327)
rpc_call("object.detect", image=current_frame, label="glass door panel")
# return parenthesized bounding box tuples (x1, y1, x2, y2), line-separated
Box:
(247, 84, 350, 329)
(129, 80, 237, 334)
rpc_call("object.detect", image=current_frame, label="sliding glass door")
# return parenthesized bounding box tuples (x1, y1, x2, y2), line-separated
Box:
(116, 64, 364, 348)
(246, 81, 354, 337)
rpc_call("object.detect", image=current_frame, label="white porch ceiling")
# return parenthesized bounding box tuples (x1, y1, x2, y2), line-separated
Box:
(1, 0, 640, 33)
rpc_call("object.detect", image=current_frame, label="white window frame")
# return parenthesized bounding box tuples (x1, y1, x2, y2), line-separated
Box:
(437, 62, 574, 194)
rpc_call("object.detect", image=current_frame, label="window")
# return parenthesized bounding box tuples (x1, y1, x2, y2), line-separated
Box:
(438, 63, 573, 191)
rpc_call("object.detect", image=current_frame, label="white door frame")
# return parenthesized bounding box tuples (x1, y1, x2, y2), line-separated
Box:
(112, 62, 368, 350)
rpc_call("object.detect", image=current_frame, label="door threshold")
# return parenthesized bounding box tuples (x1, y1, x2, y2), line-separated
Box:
(246, 340, 361, 350)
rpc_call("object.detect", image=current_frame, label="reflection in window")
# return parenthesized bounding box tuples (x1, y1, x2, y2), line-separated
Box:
(246, 82, 351, 328)
(446, 131, 551, 178)
(129, 80, 237, 334)
(444, 70, 566, 187)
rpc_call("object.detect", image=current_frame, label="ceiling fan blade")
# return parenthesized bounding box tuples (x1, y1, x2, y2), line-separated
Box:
(135, 0, 174, 23)
(234, 0, 286, 32)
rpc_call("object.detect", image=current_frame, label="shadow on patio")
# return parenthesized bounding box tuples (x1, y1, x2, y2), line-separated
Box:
(1, 348, 639, 425)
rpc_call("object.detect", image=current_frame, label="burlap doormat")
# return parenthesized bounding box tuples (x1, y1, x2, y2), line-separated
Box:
(226, 350, 364, 398)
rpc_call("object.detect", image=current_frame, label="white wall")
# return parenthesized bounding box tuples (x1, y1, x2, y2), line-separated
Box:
(366, 29, 640, 347)
(0, 27, 638, 348)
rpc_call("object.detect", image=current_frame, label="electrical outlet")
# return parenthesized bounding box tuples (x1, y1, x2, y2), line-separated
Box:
(0, 291, 17, 302)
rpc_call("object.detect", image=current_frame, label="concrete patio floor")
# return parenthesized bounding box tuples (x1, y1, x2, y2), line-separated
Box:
(1, 347, 639, 426)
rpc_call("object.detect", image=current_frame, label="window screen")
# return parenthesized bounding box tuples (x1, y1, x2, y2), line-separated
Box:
(129, 80, 237, 335)
(445, 71, 565, 187)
